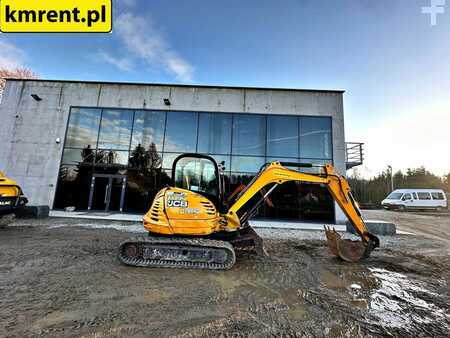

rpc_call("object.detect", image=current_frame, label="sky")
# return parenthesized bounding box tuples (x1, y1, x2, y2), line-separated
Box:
(0, 0, 449, 177)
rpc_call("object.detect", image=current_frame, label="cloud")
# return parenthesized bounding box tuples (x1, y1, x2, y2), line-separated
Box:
(0, 38, 26, 69)
(98, 50, 134, 71)
(114, 12, 194, 81)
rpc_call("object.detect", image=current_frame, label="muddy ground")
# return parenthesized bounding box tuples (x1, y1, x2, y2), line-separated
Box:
(1, 211, 449, 337)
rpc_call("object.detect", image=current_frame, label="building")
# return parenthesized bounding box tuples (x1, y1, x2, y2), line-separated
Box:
(0, 79, 357, 224)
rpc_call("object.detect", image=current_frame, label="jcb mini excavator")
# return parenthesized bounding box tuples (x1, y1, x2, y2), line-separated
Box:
(0, 171, 28, 227)
(119, 154, 379, 269)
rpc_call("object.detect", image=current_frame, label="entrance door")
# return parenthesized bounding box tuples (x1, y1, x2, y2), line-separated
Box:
(88, 174, 127, 212)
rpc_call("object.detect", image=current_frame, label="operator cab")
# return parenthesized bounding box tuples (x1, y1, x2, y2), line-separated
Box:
(172, 154, 225, 210)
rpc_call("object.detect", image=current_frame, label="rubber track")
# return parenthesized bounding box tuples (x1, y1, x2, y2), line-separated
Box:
(118, 237, 236, 270)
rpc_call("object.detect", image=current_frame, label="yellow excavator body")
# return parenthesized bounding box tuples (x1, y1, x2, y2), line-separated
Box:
(0, 171, 28, 226)
(143, 187, 221, 236)
(0, 171, 21, 197)
(120, 154, 380, 269)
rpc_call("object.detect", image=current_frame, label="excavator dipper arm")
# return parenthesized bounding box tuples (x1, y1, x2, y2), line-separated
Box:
(224, 162, 379, 262)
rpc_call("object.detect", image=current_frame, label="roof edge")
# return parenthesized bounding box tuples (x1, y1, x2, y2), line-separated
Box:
(3, 78, 345, 93)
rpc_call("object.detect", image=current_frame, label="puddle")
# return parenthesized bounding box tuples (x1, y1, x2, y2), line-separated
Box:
(366, 267, 449, 332)
(323, 265, 449, 335)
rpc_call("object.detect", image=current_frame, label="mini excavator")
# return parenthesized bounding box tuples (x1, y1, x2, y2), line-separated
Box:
(0, 171, 28, 227)
(119, 154, 379, 269)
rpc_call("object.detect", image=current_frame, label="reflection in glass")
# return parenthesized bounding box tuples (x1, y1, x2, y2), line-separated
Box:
(298, 158, 333, 174)
(131, 111, 165, 150)
(232, 114, 266, 156)
(267, 115, 298, 157)
(164, 112, 198, 152)
(98, 109, 133, 150)
(231, 156, 265, 173)
(228, 172, 264, 218)
(62, 147, 96, 166)
(65, 108, 101, 148)
(54, 165, 92, 210)
(62, 148, 83, 165)
(265, 157, 305, 171)
(262, 181, 334, 222)
(57, 107, 335, 222)
(162, 153, 182, 169)
(95, 150, 129, 166)
(125, 169, 170, 213)
(198, 113, 232, 154)
(206, 154, 231, 172)
(129, 143, 162, 169)
(300, 117, 332, 159)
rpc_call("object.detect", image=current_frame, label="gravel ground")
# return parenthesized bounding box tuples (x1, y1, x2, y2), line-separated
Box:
(0, 211, 449, 337)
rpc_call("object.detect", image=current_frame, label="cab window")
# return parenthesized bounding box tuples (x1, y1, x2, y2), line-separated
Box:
(174, 156, 219, 198)
(413, 192, 418, 199)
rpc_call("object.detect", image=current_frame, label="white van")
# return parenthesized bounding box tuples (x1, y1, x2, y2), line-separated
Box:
(381, 189, 448, 211)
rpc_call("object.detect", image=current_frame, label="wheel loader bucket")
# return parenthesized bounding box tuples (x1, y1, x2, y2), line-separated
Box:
(324, 226, 373, 262)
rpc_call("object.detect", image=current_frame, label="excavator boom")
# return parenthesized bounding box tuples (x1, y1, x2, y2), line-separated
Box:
(224, 162, 379, 262)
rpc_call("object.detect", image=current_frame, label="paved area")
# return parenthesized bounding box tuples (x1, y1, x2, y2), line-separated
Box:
(0, 210, 449, 337)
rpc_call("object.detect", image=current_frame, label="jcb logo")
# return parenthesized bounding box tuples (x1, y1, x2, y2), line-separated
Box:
(167, 200, 188, 208)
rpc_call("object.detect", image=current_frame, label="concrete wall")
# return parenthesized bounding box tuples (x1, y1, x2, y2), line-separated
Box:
(0, 80, 347, 223)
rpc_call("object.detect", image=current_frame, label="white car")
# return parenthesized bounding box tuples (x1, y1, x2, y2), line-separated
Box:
(381, 189, 447, 211)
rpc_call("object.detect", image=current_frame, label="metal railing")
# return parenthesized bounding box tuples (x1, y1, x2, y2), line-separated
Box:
(345, 142, 364, 169)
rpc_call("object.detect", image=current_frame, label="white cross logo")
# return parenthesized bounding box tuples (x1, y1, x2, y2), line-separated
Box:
(422, 0, 446, 26)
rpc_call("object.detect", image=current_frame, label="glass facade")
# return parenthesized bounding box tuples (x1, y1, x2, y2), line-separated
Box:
(54, 108, 334, 222)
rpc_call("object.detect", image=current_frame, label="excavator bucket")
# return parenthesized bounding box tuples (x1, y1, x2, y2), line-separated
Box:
(230, 226, 268, 257)
(324, 226, 372, 262)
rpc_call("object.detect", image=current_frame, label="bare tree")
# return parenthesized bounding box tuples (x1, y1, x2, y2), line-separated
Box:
(0, 67, 37, 100)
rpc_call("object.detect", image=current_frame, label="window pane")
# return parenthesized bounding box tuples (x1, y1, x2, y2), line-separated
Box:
(267, 115, 298, 157)
(300, 117, 332, 159)
(97, 109, 133, 150)
(62, 148, 95, 165)
(197, 113, 232, 154)
(231, 156, 265, 173)
(206, 154, 231, 172)
(232, 114, 266, 156)
(164, 111, 198, 152)
(131, 110, 165, 153)
(95, 150, 129, 166)
(266, 157, 308, 171)
(162, 153, 182, 169)
(65, 108, 101, 148)
(431, 192, 444, 200)
(124, 168, 170, 213)
(129, 145, 162, 169)
(54, 165, 91, 210)
(266, 157, 301, 164)
(298, 158, 333, 174)
(418, 192, 431, 200)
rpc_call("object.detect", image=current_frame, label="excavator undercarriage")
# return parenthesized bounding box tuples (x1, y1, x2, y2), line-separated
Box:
(119, 227, 265, 269)
(118, 154, 379, 270)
